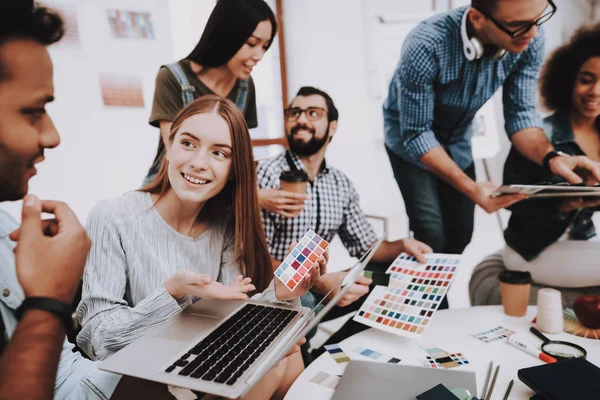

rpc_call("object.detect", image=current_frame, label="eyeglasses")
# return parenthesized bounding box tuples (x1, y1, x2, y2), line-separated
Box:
(284, 107, 327, 122)
(476, 0, 556, 38)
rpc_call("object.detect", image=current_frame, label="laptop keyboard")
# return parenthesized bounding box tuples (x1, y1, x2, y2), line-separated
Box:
(164, 303, 298, 386)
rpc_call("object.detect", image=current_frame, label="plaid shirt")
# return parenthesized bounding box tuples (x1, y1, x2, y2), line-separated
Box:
(383, 6, 545, 170)
(257, 152, 378, 261)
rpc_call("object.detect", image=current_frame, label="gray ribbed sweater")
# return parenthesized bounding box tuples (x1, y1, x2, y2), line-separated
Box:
(76, 191, 287, 361)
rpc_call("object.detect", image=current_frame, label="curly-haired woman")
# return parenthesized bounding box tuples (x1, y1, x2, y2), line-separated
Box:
(502, 23, 600, 288)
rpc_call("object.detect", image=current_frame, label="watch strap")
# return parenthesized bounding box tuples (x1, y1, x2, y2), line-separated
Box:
(16, 297, 75, 342)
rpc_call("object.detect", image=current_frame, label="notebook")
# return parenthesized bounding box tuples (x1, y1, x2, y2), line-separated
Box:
(518, 358, 600, 399)
(332, 361, 477, 400)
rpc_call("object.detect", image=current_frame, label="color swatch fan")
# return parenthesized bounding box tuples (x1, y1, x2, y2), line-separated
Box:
(353, 253, 461, 339)
(274, 230, 329, 290)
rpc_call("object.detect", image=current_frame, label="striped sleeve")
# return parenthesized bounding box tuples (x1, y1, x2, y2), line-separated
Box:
(76, 200, 191, 361)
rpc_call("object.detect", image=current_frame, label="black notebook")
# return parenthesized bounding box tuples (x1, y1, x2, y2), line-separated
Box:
(518, 358, 600, 399)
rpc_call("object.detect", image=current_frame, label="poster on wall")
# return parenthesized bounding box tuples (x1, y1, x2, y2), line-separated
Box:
(43, 2, 80, 48)
(107, 9, 155, 40)
(99, 73, 145, 108)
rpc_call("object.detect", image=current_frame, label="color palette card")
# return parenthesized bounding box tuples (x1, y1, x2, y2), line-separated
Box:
(309, 371, 341, 389)
(353, 253, 460, 339)
(274, 230, 329, 290)
(419, 344, 470, 369)
(471, 326, 516, 343)
(352, 346, 401, 364)
(324, 344, 350, 364)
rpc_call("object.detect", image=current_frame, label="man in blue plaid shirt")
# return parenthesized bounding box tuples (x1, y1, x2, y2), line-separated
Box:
(384, 0, 600, 267)
(257, 87, 432, 361)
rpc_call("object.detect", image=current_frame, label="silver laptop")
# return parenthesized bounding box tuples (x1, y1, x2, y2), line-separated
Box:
(99, 233, 385, 399)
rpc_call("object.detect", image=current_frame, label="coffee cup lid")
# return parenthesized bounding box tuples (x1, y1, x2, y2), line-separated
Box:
(280, 170, 309, 182)
(498, 270, 532, 284)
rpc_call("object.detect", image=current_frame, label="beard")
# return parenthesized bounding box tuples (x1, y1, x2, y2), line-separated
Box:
(287, 122, 330, 156)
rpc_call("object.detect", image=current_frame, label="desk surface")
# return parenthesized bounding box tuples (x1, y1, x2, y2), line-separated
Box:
(285, 306, 600, 400)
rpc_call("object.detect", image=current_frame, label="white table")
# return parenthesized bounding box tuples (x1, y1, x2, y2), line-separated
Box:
(285, 306, 600, 400)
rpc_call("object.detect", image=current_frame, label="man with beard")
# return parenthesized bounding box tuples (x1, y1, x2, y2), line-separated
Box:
(257, 86, 432, 362)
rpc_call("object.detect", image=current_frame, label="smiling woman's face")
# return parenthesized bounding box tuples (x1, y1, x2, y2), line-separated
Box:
(572, 56, 600, 121)
(166, 111, 233, 206)
(226, 20, 273, 79)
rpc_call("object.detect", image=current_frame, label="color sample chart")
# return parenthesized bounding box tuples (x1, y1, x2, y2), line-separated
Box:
(353, 253, 461, 339)
(309, 371, 341, 389)
(419, 344, 470, 369)
(352, 347, 401, 364)
(274, 230, 329, 290)
(324, 344, 350, 364)
(471, 326, 516, 343)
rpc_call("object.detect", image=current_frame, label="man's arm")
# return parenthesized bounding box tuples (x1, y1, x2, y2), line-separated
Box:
(421, 147, 527, 212)
(389, 33, 525, 213)
(0, 196, 91, 400)
(0, 311, 65, 399)
(370, 238, 432, 264)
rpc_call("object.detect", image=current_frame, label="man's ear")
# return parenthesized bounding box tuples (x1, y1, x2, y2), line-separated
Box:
(328, 120, 338, 142)
(468, 7, 486, 30)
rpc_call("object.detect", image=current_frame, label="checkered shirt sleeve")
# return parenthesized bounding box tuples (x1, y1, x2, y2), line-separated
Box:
(337, 179, 379, 258)
(502, 30, 545, 137)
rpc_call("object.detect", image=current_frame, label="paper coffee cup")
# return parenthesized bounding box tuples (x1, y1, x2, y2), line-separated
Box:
(536, 288, 563, 334)
(279, 170, 309, 217)
(498, 270, 532, 317)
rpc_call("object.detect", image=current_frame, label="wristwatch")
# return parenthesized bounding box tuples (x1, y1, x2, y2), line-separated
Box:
(16, 297, 75, 341)
(542, 150, 569, 173)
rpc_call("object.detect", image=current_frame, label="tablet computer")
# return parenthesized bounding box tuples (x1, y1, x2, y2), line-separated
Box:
(491, 183, 600, 198)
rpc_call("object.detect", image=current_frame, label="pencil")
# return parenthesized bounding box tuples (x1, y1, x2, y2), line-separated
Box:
(482, 361, 493, 399)
(503, 379, 514, 400)
(485, 365, 500, 400)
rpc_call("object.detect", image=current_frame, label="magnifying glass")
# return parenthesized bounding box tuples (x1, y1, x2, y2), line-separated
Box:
(530, 327, 587, 361)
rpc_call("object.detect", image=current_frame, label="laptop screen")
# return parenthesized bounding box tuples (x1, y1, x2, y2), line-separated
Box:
(304, 232, 386, 320)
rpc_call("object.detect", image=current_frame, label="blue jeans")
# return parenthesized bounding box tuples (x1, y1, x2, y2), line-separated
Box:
(386, 146, 476, 255)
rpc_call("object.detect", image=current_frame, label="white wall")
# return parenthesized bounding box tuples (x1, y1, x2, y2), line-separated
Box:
(3, 0, 174, 222)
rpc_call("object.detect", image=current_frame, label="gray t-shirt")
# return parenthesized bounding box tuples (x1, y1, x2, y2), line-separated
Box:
(76, 191, 287, 361)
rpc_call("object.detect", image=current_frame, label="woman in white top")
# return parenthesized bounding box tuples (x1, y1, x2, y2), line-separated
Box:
(77, 95, 324, 399)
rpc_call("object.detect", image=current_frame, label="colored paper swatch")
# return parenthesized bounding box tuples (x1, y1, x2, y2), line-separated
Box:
(471, 326, 516, 343)
(352, 346, 383, 360)
(99, 73, 145, 107)
(353, 253, 461, 339)
(324, 344, 350, 364)
(351, 346, 402, 364)
(361, 270, 374, 279)
(419, 344, 470, 369)
(274, 230, 329, 291)
(309, 371, 341, 389)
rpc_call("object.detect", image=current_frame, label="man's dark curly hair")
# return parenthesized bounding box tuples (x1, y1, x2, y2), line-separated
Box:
(539, 23, 600, 112)
(0, 0, 64, 80)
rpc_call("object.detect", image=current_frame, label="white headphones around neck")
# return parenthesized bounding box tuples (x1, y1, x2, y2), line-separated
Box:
(461, 7, 506, 61)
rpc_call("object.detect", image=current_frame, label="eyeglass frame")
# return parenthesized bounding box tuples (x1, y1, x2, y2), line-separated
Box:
(283, 106, 328, 122)
(475, 0, 556, 38)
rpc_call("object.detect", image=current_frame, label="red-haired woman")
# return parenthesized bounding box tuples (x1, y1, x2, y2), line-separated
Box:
(77, 96, 323, 399)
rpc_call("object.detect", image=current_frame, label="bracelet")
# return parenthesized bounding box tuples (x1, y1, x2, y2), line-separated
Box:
(16, 297, 75, 341)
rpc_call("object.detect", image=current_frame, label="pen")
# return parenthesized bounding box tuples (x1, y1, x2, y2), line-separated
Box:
(485, 365, 500, 400)
(507, 336, 557, 363)
(503, 379, 514, 400)
(482, 361, 493, 398)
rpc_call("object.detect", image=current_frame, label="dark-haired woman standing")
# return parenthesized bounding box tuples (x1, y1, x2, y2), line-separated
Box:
(502, 23, 600, 288)
(144, 0, 276, 183)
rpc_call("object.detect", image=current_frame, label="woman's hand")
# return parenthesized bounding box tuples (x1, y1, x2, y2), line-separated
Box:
(275, 243, 328, 301)
(165, 270, 255, 300)
(559, 197, 600, 212)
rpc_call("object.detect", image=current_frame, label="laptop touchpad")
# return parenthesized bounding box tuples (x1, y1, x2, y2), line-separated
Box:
(149, 314, 216, 342)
